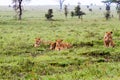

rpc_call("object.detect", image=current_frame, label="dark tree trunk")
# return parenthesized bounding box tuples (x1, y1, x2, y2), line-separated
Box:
(118, 13, 120, 20)
(18, 0, 22, 20)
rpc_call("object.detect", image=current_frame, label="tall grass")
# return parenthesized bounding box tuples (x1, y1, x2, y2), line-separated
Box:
(0, 5, 120, 80)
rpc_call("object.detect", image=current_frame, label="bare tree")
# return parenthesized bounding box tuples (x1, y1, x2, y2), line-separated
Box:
(54, 0, 66, 10)
(12, 0, 31, 20)
(12, 0, 22, 20)
(64, 5, 68, 18)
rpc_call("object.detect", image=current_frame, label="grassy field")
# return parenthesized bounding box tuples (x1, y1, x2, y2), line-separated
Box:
(0, 5, 120, 80)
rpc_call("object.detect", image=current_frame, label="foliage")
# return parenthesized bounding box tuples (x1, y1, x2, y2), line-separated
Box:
(45, 9, 54, 20)
(70, 5, 86, 19)
(102, 0, 120, 3)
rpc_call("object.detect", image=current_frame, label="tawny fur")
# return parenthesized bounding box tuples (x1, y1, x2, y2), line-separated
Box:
(50, 39, 72, 51)
(50, 42, 56, 50)
(34, 38, 72, 50)
(34, 38, 42, 47)
(34, 37, 53, 47)
(104, 31, 115, 47)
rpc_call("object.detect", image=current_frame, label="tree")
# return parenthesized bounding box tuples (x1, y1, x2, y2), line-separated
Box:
(72, 5, 86, 20)
(64, 5, 68, 18)
(54, 0, 66, 10)
(71, 11, 74, 18)
(102, 0, 120, 20)
(115, 0, 120, 20)
(45, 9, 54, 20)
(102, 0, 120, 3)
(12, 0, 31, 20)
(59, 0, 65, 10)
(12, 0, 23, 20)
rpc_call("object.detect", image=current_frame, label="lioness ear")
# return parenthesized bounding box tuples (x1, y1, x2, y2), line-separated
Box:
(61, 39, 63, 42)
(35, 37, 40, 39)
(110, 31, 113, 34)
(106, 32, 108, 33)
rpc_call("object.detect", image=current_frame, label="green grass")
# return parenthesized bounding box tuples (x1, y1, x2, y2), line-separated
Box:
(0, 5, 120, 80)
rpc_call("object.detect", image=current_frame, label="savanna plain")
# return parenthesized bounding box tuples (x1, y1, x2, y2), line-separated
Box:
(0, 5, 120, 80)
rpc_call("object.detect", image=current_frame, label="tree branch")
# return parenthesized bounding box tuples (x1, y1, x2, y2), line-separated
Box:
(62, 0, 65, 3)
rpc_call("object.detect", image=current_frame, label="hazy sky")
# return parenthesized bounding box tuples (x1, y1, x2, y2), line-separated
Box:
(0, 0, 103, 5)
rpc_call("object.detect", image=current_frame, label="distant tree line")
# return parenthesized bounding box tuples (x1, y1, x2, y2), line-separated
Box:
(9, 0, 120, 21)
(45, 4, 86, 20)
